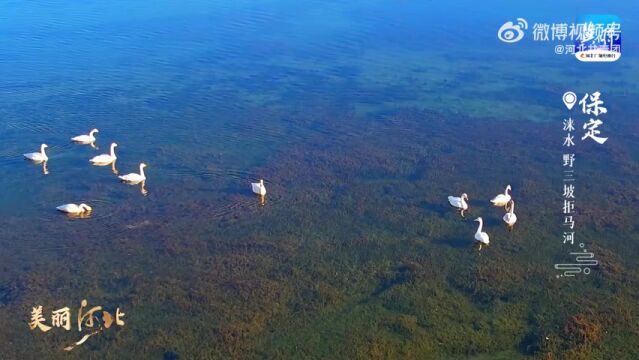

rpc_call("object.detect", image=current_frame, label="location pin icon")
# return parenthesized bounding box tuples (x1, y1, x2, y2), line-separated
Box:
(563, 91, 577, 110)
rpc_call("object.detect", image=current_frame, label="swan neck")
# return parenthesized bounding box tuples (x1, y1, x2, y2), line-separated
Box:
(476, 219, 483, 233)
(110, 144, 116, 157)
(139, 164, 145, 177)
(40, 145, 47, 155)
(510, 202, 515, 214)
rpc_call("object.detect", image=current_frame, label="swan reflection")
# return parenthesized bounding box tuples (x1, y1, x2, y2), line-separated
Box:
(90, 157, 119, 174)
(64, 211, 93, 219)
(121, 180, 149, 196)
(90, 158, 120, 175)
(73, 139, 98, 149)
(139, 181, 149, 196)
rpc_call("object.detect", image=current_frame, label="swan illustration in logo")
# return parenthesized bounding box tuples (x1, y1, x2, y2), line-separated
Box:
(497, 18, 528, 43)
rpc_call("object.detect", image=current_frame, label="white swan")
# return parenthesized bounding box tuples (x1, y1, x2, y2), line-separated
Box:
(56, 203, 92, 214)
(448, 193, 469, 217)
(251, 179, 266, 196)
(474, 217, 490, 250)
(23, 144, 48, 162)
(90, 143, 117, 165)
(490, 184, 512, 208)
(119, 163, 147, 183)
(503, 200, 517, 228)
(71, 128, 99, 144)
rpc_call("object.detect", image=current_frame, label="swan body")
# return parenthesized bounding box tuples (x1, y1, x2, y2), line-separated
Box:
(490, 185, 512, 208)
(251, 179, 266, 196)
(90, 143, 117, 165)
(448, 193, 469, 217)
(24, 144, 48, 162)
(56, 203, 92, 214)
(474, 217, 490, 250)
(503, 200, 517, 227)
(71, 128, 99, 143)
(119, 163, 147, 183)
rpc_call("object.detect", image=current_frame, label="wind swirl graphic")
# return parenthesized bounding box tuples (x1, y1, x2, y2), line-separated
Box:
(555, 250, 599, 277)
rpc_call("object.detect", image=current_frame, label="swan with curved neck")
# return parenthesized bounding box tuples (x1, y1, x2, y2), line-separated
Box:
(448, 193, 469, 217)
(251, 179, 267, 196)
(71, 128, 99, 144)
(490, 184, 512, 209)
(119, 163, 147, 184)
(24, 144, 48, 162)
(503, 200, 517, 228)
(90, 143, 117, 165)
(474, 217, 490, 250)
(56, 203, 92, 214)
